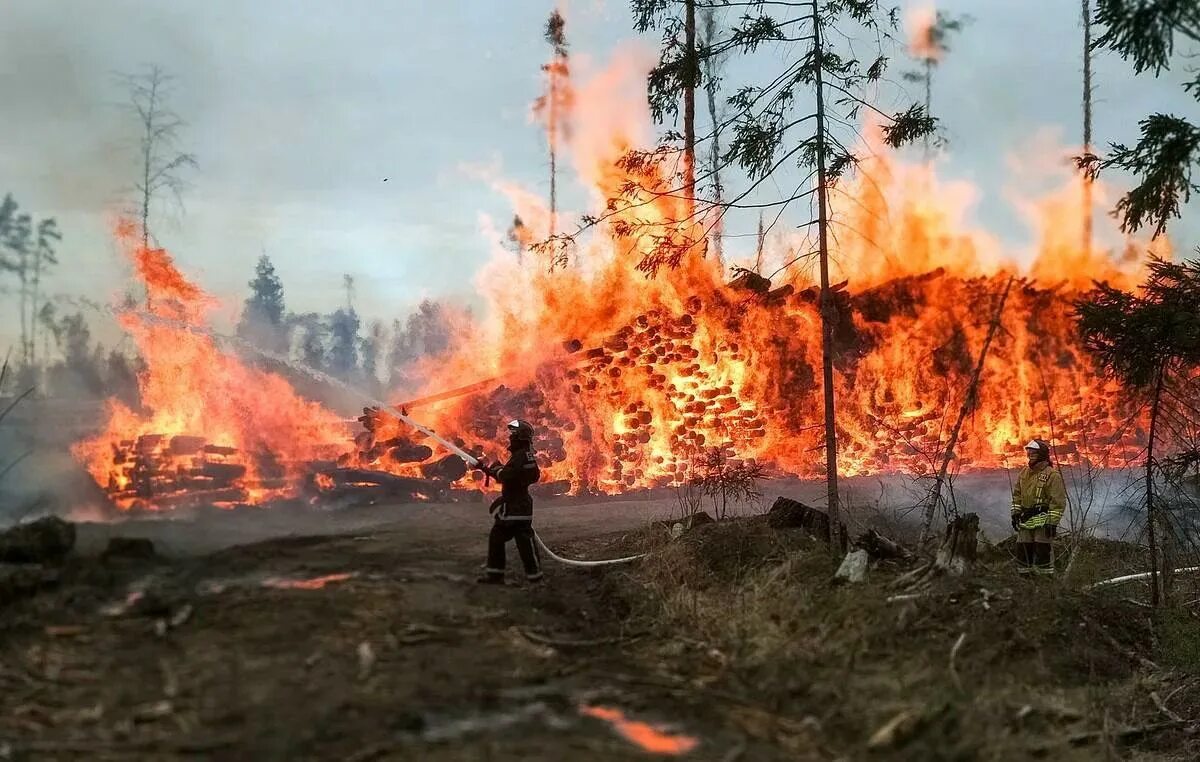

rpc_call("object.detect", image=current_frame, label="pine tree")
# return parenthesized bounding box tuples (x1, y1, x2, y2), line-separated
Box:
(29, 218, 61, 372)
(1076, 256, 1200, 606)
(328, 308, 361, 380)
(534, 9, 572, 250)
(237, 254, 288, 353)
(720, 1, 934, 546)
(571, 2, 934, 544)
(632, 0, 700, 220)
(1083, 0, 1200, 236)
(0, 202, 33, 368)
(1082, 0, 1095, 255)
(701, 6, 726, 266)
(904, 10, 968, 160)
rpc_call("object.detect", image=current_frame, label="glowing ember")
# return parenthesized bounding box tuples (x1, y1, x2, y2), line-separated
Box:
(579, 704, 699, 755)
(261, 572, 355, 590)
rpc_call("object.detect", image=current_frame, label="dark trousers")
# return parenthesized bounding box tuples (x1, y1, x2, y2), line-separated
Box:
(1016, 542, 1053, 575)
(485, 520, 542, 580)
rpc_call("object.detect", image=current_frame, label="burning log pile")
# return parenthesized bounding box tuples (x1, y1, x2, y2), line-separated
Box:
(104, 434, 263, 509)
(560, 299, 768, 490)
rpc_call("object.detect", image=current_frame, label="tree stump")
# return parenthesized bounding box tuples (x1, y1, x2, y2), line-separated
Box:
(933, 513, 979, 577)
(893, 513, 979, 592)
(767, 497, 845, 543)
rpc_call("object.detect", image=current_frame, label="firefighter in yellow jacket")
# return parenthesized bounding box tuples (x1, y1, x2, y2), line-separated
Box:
(1010, 439, 1067, 575)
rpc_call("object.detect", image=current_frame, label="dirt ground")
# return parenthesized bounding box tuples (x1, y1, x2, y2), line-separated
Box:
(0, 499, 770, 760)
(1, 495, 1196, 760)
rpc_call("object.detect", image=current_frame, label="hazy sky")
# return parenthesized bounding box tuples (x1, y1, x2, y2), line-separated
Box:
(1, 0, 1197, 352)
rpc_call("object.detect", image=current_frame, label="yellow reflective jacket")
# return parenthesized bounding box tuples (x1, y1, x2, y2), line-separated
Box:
(1010, 462, 1066, 529)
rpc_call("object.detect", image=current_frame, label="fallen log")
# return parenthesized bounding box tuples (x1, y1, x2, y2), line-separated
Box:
(855, 529, 911, 561)
(531, 479, 571, 498)
(420, 454, 469, 483)
(327, 469, 444, 495)
(388, 444, 435, 464)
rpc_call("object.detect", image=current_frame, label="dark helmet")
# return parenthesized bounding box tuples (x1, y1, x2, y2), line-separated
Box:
(1023, 438, 1052, 462)
(507, 419, 534, 446)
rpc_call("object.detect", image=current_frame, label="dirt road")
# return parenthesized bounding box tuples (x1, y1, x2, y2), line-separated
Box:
(0, 500, 779, 760)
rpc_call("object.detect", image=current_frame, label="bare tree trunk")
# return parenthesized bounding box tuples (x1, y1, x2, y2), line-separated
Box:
(923, 58, 933, 161)
(920, 277, 1014, 545)
(140, 72, 159, 254)
(1147, 367, 1164, 607)
(1081, 0, 1094, 257)
(754, 212, 765, 274)
(683, 0, 696, 221)
(811, 0, 841, 551)
(17, 249, 28, 368)
(30, 253, 41, 372)
(549, 73, 558, 243)
(702, 7, 724, 267)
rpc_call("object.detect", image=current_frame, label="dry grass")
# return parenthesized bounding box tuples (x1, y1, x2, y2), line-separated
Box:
(598, 517, 1200, 761)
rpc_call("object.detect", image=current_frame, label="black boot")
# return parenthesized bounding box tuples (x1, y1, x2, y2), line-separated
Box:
(476, 571, 505, 585)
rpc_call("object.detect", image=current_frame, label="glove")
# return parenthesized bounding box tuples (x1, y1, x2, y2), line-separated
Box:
(1011, 513, 1021, 531)
(1045, 524, 1057, 538)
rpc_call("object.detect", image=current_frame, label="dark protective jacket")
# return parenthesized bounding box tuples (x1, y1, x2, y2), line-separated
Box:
(489, 445, 541, 521)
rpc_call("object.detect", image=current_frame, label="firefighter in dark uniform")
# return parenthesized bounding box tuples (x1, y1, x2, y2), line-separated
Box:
(476, 419, 543, 584)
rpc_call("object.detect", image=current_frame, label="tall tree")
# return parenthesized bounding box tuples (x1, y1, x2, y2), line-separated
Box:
(237, 254, 288, 353)
(0, 201, 33, 366)
(1082, 0, 1095, 256)
(1083, 0, 1200, 236)
(534, 9, 572, 249)
(573, 2, 932, 545)
(701, 6, 726, 266)
(361, 319, 386, 396)
(1076, 256, 1200, 606)
(905, 9, 968, 160)
(292, 313, 328, 372)
(721, 1, 933, 547)
(328, 307, 362, 379)
(29, 217, 61, 370)
(633, 0, 700, 220)
(117, 66, 197, 253)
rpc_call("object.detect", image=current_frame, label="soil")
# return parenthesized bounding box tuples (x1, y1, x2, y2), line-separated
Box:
(0, 497, 1196, 760)
(0, 498, 763, 760)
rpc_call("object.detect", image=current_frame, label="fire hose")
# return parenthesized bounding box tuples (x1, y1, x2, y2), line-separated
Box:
(133, 312, 646, 567)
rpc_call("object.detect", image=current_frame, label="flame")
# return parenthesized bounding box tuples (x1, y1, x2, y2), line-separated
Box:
(72, 222, 349, 510)
(261, 572, 355, 590)
(76, 47, 1165, 509)
(579, 704, 699, 755)
(908, 5, 941, 62)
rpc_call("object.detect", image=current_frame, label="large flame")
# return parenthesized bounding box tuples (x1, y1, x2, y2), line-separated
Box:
(73, 222, 348, 510)
(76, 48, 1161, 508)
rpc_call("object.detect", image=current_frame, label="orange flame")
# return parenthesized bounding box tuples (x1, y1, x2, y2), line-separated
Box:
(908, 5, 941, 62)
(72, 222, 349, 510)
(579, 704, 699, 755)
(76, 48, 1165, 508)
(261, 573, 355, 590)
